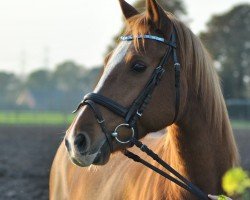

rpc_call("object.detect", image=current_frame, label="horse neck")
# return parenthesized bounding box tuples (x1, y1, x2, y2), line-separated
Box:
(160, 93, 239, 195)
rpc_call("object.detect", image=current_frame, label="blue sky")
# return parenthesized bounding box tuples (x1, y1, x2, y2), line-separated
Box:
(0, 0, 249, 75)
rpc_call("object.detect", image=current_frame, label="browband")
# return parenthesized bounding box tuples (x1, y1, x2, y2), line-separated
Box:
(120, 35, 176, 48)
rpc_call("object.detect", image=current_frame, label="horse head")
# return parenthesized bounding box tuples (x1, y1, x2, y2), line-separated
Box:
(65, 0, 184, 167)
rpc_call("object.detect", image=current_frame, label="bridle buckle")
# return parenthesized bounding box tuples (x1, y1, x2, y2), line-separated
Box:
(136, 110, 143, 117)
(174, 63, 180, 71)
(155, 67, 165, 85)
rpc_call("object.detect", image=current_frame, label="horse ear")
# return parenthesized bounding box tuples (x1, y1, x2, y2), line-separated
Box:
(119, 0, 139, 20)
(146, 0, 166, 28)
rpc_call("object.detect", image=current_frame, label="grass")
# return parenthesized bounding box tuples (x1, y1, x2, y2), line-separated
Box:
(0, 111, 74, 125)
(231, 120, 250, 130)
(0, 111, 249, 130)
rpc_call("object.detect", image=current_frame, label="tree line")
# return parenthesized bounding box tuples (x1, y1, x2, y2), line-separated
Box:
(0, 61, 101, 112)
(0, 0, 249, 113)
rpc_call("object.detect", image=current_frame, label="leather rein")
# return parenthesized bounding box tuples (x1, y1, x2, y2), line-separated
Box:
(73, 30, 209, 200)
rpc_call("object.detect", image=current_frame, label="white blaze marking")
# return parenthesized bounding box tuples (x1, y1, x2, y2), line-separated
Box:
(94, 41, 131, 92)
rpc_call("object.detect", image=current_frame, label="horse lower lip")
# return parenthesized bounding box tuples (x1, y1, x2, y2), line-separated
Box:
(93, 152, 101, 163)
(71, 157, 86, 167)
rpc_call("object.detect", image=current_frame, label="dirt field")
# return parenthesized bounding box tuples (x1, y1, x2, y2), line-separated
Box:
(0, 125, 65, 200)
(0, 126, 249, 200)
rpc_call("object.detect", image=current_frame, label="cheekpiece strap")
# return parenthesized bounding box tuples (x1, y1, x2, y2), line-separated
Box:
(120, 35, 176, 48)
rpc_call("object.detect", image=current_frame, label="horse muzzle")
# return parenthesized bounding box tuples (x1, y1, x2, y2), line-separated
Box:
(65, 134, 111, 167)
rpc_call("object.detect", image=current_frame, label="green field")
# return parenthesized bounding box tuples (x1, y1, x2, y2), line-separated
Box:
(0, 112, 249, 130)
(230, 120, 250, 130)
(0, 111, 74, 125)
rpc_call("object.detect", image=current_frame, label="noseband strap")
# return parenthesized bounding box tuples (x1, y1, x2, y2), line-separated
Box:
(75, 99, 114, 152)
(84, 93, 127, 118)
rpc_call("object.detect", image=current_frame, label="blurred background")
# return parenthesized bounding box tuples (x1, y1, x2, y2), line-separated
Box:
(0, 0, 249, 199)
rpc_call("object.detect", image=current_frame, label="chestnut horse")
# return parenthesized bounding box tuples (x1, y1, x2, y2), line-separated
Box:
(50, 0, 239, 199)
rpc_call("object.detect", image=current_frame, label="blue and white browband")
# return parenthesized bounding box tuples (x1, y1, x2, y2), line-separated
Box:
(120, 35, 176, 48)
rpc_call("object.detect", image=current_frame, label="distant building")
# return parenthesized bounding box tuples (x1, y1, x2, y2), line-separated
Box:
(16, 90, 36, 109)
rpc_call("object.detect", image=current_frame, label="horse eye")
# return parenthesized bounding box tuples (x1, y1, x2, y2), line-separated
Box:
(131, 63, 147, 73)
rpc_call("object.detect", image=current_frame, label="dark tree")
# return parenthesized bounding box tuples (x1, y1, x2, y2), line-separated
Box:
(26, 69, 52, 91)
(200, 4, 250, 98)
(0, 72, 21, 109)
(0, 72, 20, 93)
(53, 61, 86, 92)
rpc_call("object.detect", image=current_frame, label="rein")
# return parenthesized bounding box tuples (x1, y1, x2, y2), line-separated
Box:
(124, 138, 209, 200)
(73, 30, 209, 200)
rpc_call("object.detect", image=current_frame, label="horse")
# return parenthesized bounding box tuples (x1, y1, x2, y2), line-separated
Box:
(50, 0, 239, 199)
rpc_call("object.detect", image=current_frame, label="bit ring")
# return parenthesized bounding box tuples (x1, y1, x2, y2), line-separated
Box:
(111, 123, 134, 144)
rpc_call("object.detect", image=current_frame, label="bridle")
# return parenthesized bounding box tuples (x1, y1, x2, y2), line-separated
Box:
(73, 30, 180, 150)
(73, 30, 209, 200)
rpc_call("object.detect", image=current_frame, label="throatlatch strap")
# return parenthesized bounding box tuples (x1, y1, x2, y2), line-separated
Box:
(172, 33, 181, 123)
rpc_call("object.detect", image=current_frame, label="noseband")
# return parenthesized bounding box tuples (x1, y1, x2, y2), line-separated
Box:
(73, 31, 180, 151)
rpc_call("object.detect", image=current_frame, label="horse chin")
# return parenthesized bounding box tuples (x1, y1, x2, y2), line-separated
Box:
(92, 141, 111, 165)
(69, 152, 98, 167)
(69, 141, 111, 167)
(70, 157, 90, 167)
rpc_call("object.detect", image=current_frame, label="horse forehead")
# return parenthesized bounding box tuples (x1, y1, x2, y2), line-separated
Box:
(94, 41, 131, 92)
(106, 41, 131, 72)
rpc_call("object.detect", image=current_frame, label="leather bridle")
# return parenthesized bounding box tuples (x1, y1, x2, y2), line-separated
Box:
(73, 30, 180, 151)
(72, 30, 210, 200)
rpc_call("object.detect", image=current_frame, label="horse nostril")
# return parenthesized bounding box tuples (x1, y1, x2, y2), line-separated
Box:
(74, 133, 89, 155)
(65, 138, 71, 152)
